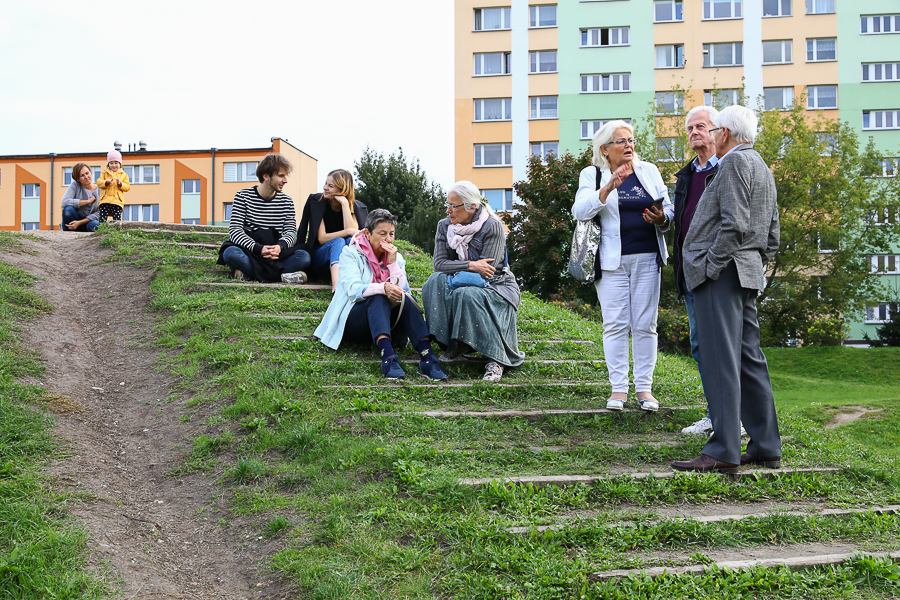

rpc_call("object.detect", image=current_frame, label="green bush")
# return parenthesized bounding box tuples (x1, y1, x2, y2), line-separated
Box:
(805, 317, 846, 347)
(657, 307, 692, 355)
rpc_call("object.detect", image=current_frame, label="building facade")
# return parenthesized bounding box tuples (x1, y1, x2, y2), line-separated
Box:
(455, 0, 899, 343)
(0, 138, 317, 230)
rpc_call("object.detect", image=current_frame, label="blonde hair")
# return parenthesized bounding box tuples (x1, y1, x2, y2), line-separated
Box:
(592, 120, 640, 169)
(326, 169, 355, 204)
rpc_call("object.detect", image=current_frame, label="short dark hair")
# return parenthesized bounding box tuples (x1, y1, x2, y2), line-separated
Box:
(256, 153, 293, 183)
(364, 208, 397, 232)
(71, 163, 92, 183)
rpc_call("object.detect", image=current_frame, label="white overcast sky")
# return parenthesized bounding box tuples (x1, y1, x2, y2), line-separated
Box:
(0, 0, 456, 188)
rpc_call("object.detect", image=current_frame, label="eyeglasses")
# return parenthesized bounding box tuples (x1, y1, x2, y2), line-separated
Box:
(709, 127, 724, 134)
(445, 202, 465, 211)
(607, 137, 636, 147)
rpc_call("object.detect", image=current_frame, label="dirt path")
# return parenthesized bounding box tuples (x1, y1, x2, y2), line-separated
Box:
(6, 231, 288, 600)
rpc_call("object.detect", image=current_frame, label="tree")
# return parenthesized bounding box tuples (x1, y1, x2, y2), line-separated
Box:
(353, 147, 446, 253)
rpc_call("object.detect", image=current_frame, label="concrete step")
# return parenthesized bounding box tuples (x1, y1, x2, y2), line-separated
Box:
(109, 221, 228, 233)
(200, 283, 423, 292)
(400, 358, 604, 365)
(147, 240, 220, 249)
(139, 228, 227, 237)
(459, 466, 841, 487)
(366, 407, 694, 420)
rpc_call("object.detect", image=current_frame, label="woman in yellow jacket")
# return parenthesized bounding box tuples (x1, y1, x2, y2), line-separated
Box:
(97, 150, 130, 222)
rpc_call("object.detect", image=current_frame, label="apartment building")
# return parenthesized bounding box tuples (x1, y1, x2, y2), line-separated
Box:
(455, 0, 899, 343)
(0, 138, 317, 230)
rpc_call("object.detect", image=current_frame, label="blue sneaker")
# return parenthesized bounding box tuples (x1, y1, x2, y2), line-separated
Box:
(418, 359, 448, 381)
(380, 355, 406, 380)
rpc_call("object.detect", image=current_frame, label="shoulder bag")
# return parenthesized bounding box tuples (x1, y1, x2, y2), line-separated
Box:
(568, 166, 603, 282)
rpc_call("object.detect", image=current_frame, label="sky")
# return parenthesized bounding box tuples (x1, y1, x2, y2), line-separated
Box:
(0, 0, 456, 188)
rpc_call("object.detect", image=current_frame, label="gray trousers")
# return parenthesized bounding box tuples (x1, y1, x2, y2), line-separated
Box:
(694, 262, 781, 465)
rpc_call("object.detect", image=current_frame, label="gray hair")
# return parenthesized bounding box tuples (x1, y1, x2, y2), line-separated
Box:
(448, 180, 498, 219)
(592, 120, 640, 169)
(685, 105, 719, 129)
(714, 105, 758, 145)
(363, 208, 397, 232)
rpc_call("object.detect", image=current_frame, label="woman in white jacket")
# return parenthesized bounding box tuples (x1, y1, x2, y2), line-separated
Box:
(572, 120, 674, 412)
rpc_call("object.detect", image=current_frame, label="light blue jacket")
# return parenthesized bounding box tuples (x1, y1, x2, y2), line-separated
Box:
(314, 244, 409, 350)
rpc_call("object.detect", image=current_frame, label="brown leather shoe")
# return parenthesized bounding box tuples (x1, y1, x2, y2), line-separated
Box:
(740, 453, 781, 469)
(671, 454, 739, 474)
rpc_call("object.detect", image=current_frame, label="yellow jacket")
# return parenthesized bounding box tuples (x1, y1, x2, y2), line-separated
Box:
(97, 168, 131, 207)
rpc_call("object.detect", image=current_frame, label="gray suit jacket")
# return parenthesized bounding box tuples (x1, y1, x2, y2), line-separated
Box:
(682, 144, 780, 292)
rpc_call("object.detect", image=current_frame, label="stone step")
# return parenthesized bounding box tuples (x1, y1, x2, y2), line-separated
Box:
(147, 240, 220, 249)
(400, 358, 604, 365)
(366, 407, 694, 420)
(200, 283, 423, 292)
(139, 228, 227, 237)
(459, 466, 841, 487)
(262, 335, 591, 345)
(109, 221, 228, 233)
(590, 550, 900, 581)
(251, 313, 324, 319)
(506, 504, 900, 535)
(332, 381, 610, 389)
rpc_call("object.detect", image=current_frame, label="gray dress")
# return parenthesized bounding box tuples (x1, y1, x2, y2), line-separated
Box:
(423, 208, 525, 367)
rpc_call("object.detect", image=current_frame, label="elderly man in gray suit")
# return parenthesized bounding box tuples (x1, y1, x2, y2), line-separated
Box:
(671, 105, 782, 474)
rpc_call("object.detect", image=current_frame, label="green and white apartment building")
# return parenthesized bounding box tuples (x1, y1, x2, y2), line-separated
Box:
(454, 0, 900, 343)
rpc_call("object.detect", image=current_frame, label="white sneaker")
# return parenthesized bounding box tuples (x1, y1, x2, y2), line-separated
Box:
(682, 416, 713, 435)
(281, 270, 308, 284)
(606, 398, 625, 412)
(639, 398, 659, 412)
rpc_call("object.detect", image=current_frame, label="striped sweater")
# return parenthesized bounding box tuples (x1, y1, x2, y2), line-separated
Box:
(228, 186, 298, 254)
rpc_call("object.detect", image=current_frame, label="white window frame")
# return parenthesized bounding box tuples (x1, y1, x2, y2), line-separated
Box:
(122, 204, 160, 223)
(529, 96, 558, 120)
(861, 15, 900, 34)
(655, 91, 685, 114)
(866, 302, 899, 324)
(873, 158, 899, 177)
(816, 229, 839, 253)
(806, 0, 834, 14)
(704, 88, 740, 108)
(529, 50, 557, 74)
(703, 43, 743, 67)
(703, 0, 742, 20)
(484, 189, 514, 212)
(224, 202, 234, 222)
(474, 98, 512, 122)
(530, 141, 559, 162)
(655, 44, 684, 68)
(529, 5, 557, 28)
(764, 87, 794, 111)
(474, 52, 511, 76)
(654, 0, 683, 22)
(22, 222, 39, 231)
(762, 40, 792, 64)
(580, 73, 631, 93)
(22, 183, 40, 199)
(474, 143, 512, 167)
(224, 162, 259, 182)
(862, 62, 900, 82)
(763, 0, 791, 17)
(474, 7, 511, 31)
(806, 38, 836, 62)
(807, 85, 837, 109)
(656, 137, 682, 162)
(580, 119, 631, 140)
(863, 110, 900, 131)
(63, 167, 73, 186)
(869, 204, 899, 224)
(581, 27, 629, 47)
(870, 255, 900, 274)
(123, 165, 160, 185)
(182, 179, 201, 194)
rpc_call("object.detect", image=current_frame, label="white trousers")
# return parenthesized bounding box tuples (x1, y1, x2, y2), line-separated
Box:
(595, 253, 660, 393)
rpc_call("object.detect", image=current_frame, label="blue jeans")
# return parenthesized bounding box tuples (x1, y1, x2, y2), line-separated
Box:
(312, 237, 352, 279)
(684, 289, 709, 416)
(61, 206, 99, 232)
(221, 246, 311, 281)
(342, 294, 429, 350)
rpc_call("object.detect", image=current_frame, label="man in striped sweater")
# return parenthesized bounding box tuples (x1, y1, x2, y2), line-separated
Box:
(218, 153, 311, 283)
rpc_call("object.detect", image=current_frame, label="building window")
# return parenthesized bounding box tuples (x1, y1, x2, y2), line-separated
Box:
(23, 183, 39, 198)
(474, 7, 511, 31)
(530, 142, 559, 162)
(224, 203, 233, 221)
(654, 0, 683, 22)
(655, 91, 685, 114)
(65, 166, 101, 185)
(657, 137, 681, 162)
(869, 204, 899, 224)
(861, 15, 900, 34)
(22, 222, 39, 231)
(529, 5, 557, 27)
(474, 98, 512, 122)
(529, 96, 558, 119)
(704, 88, 740, 108)
(873, 158, 899, 177)
(581, 27, 629, 47)
(807, 38, 836, 62)
(123, 204, 160, 222)
(762, 40, 792, 64)
(806, 0, 834, 14)
(581, 73, 631, 93)
(703, 43, 743, 67)
(655, 44, 684, 68)
(123, 165, 159, 184)
(807, 85, 837, 109)
(871, 255, 900, 274)
(224, 162, 258, 182)
(182, 179, 201, 194)
(817, 229, 839, 253)
(862, 62, 900, 82)
(704, 0, 742, 20)
(484, 189, 514, 212)
(474, 52, 511, 76)
(529, 50, 557, 74)
(763, 0, 791, 16)
(580, 119, 631, 140)
(764, 87, 794, 111)
(863, 110, 900, 130)
(474, 144, 512, 167)
(866, 302, 899, 324)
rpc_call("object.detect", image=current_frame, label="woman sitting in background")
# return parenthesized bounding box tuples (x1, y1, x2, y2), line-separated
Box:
(61, 163, 100, 232)
(314, 209, 447, 381)
(422, 181, 524, 382)
(296, 169, 368, 291)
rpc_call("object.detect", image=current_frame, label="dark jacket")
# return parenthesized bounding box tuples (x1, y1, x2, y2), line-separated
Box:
(672, 159, 719, 299)
(295, 194, 368, 255)
(217, 228, 300, 283)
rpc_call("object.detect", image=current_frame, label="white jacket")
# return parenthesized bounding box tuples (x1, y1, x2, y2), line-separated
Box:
(571, 160, 674, 272)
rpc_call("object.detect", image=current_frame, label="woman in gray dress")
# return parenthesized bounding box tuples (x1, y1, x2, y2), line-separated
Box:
(422, 181, 524, 381)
